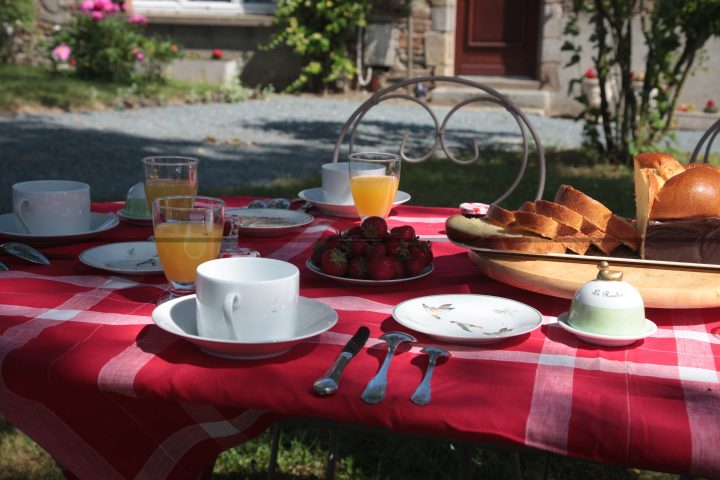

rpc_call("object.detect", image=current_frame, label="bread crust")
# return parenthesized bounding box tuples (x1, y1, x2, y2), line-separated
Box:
(650, 167, 720, 220)
(533, 200, 584, 231)
(580, 223, 622, 255)
(605, 215, 640, 251)
(519, 201, 536, 213)
(634, 152, 685, 180)
(484, 204, 516, 227)
(556, 225, 592, 255)
(554, 184, 612, 230)
(509, 211, 560, 239)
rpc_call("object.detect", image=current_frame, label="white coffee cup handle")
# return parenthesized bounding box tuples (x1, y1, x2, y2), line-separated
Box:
(14, 199, 32, 233)
(223, 292, 241, 340)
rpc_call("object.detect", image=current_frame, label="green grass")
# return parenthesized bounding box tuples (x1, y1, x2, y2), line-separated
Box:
(1, 150, 699, 479)
(0, 63, 217, 112)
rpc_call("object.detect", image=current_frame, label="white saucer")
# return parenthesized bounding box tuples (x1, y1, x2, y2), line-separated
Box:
(392, 294, 543, 345)
(151, 295, 338, 360)
(306, 259, 433, 285)
(226, 208, 314, 236)
(557, 312, 657, 347)
(298, 188, 411, 218)
(116, 208, 152, 226)
(80, 241, 162, 275)
(0, 212, 119, 243)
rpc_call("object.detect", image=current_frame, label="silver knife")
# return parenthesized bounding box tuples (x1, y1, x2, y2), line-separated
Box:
(313, 326, 370, 396)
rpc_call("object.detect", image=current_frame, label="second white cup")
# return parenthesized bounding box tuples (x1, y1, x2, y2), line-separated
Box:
(12, 180, 91, 235)
(321, 161, 384, 204)
(195, 257, 300, 342)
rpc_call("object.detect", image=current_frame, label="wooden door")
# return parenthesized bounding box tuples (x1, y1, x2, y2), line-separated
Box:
(455, 0, 540, 78)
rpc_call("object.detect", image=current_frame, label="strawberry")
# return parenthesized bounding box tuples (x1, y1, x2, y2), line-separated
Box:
(366, 242, 387, 259)
(367, 256, 395, 280)
(320, 248, 348, 277)
(390, 225, 415, 241)
(346, 234, 369, 258)
(361, 216, 388, 239)
(409, 240, 433, 266)
(310, 241, 326, 266)
(347, 256, 368, 279)
(384, 234, 408, 258)
(391, 257, 405, 279)
(403, 256, 425, 277)
(344, 225, 364, 238)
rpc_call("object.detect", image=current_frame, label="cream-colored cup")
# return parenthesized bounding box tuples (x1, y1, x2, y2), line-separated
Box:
(321, 161, 384, 204)
(12, 180, 91, 235)
(195, 257, 300, 342)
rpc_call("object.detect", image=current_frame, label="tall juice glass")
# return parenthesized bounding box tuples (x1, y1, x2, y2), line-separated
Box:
(348, 152, 401, 219)
(153, 196, 224, 300)
(143, 156, 198, 210)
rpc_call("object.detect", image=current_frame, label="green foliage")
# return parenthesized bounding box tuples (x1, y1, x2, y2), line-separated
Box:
(0, 0, 35, 62)
(564, 0, 720, 164)
(265, 0, 372, 92)
(52, 3, 181, 84)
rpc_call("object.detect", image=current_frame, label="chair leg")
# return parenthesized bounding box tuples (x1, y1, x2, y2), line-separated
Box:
(267, 423, 283, 480)
(324, 428, 339, 480)
(456, 444, 472, 480)
(541, 452, 551, 480)
(510, 452, 524, 480)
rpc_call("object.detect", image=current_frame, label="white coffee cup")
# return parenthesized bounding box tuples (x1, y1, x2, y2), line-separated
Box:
(195, 257, 300, 342)
(12, 180, 91, 235)
(321, 161, 384, 205)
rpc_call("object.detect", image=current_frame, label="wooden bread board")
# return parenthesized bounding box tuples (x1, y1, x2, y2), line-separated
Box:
(469, 251, 720, 309)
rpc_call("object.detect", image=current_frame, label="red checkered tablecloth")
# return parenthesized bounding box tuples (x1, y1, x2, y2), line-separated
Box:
(1, 197, 719, 479)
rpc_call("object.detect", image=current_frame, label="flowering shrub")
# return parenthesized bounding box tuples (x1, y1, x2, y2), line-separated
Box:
(211, 49, 223, 60)
(704, 100, 718, 114)
(52, 0, 181, 83)
(583, 68, 597, 80)
(0, 0, 34, 62)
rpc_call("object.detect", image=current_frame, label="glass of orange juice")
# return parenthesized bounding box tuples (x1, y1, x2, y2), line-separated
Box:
(142, 156, 198, 211)
(152, 195, 224, 300)
(348, 152, 401, 219)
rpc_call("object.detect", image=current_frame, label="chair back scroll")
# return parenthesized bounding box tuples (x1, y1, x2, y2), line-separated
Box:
(690, 117, 720, 164)
(330, 75, 547, 205)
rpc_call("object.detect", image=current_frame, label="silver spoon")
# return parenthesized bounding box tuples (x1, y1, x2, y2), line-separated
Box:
(361, 331, 416, 404)
(1, 242, 50, 265)
(410, 346, 450, 406)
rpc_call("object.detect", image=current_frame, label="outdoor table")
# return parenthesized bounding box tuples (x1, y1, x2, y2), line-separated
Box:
(1, 196, 719, 479)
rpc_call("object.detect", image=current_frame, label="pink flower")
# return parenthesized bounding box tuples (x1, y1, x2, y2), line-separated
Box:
(128, 14, 148, 25)
(91, 11, 104, 20)
(136, 51, 145, 61)
(708, 100, 716, 109)
(584, 68, 597, 79)
(51, 43, 72, 62)
(212, 49, 223, 60)
(80, 0, 94, 12)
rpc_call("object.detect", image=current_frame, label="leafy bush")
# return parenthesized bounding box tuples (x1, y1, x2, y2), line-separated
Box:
(563, 0, 720, 164)
(0, 0, 35, 62)
(265, 0, 372, 92)
(52, 0, 181, 84)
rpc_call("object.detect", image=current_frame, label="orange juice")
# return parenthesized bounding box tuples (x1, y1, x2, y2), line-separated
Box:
(350, 175, 399, 218)
(144, 179, 197, 210)
(154, 222, 222, 283)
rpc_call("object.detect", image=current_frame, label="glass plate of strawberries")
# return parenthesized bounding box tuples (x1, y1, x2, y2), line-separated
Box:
(306, 217, 434, 285)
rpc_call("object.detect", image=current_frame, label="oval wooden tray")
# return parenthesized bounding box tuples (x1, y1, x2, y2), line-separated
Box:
(468, 251, 720, 309)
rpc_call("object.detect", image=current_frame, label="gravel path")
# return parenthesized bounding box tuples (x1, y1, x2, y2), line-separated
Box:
(0, 95, 706, 213)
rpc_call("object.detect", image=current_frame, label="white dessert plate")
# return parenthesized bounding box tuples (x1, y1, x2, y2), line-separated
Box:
(226, 208, 314, 236)
(0, 212, 119, 243)
(556, 312, 657, 347)
(392, 294, 542, 345)
(80, 241, 162, 275)
(151, 295, 338, 360)
(306, 259, 433, 286)
(298, 188, 411, 218)
(116, 208, 152, 226)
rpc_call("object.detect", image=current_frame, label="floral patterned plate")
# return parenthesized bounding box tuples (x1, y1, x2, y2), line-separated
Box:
(80, 241, 162, 275)
(392, 294, 543, 345)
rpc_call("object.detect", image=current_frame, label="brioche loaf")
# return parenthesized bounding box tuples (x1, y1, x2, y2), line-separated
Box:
(533, 200, 584, 231)
(650, 166, 720, 220)
(509, 211, 560, 239)
(445, 215, 566, 254)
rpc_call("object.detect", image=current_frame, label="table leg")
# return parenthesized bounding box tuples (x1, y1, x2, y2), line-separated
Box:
(267, 423, 283, 480)
(456, 443, 472, 480)
(325, 428, 339, 480)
